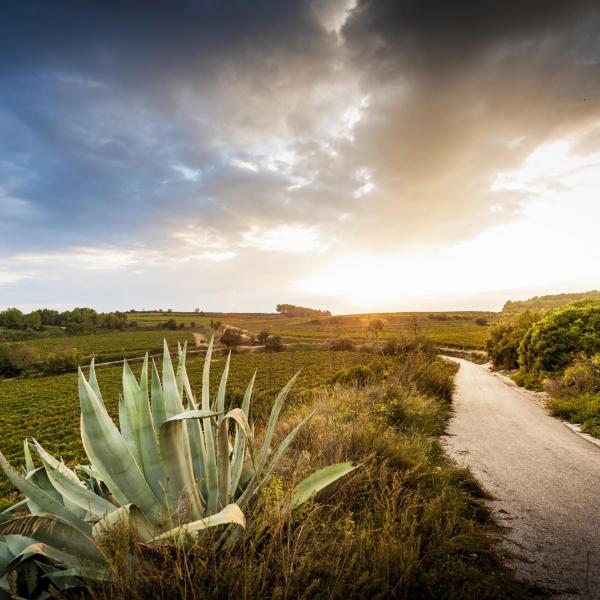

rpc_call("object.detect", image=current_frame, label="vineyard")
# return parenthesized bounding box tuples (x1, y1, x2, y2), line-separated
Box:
(0, 349, 381, 509)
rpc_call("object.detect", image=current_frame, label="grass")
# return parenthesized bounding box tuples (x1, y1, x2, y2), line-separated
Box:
(86, 352, 532, 599)
(548, 393, 600, 437)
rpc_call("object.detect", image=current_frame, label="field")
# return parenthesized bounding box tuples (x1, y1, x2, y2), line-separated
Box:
(0, 329, 195, 362)
(0, 349, 381, 509)
(130, 310, 498, 348)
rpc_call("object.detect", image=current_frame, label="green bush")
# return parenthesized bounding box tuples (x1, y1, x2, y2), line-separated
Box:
(329, 337, 355, 351)
(42, 347, 80, 375)
(485, 311, 540, 370)
(519, 300, 600, 376)
(331, 364, 374, 386)
(0, 344, 40, 377)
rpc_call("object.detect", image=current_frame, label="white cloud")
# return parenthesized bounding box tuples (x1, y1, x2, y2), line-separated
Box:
(242, 225, 327, 253)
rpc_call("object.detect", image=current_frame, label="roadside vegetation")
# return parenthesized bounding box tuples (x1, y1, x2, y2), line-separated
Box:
(0, 341, 532, 599)
(486, 299, 600, 438)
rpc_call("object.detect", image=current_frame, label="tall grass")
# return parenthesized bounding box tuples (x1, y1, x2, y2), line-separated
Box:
(88, 352, 532, 599)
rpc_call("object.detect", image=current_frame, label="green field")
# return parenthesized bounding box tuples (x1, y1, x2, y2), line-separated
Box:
(0, 329, 195, 362)
(0, 349, 380, 509)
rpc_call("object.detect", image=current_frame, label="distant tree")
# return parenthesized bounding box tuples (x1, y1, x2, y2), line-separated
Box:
(257, 330, 270, 344)
(179, 322, 185, 329)
(329, 337, 355, 351)
(368, 318, 384, 339)
(194, 308, 200, 313)
(474, 317, 489, 326)
(43, 347, 80, 375)
(167, 308, 173, 313)
(265, 335, 284, 352)
(275, 304, 331, 318)
(220, 328, 243, 348)
(164, 319, 178, 330)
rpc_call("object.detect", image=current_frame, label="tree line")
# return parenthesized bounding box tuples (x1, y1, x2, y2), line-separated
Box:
(275, 304, 331, 317)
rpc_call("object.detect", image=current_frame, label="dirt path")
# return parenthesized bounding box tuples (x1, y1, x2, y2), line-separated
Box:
(444, 358, 600, 599)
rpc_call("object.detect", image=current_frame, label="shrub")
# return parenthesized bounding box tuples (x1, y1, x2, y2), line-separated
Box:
(43, 347, 80, 375)
(474, 317, 488, 326)
(561, 355, 600, 394)
(519, 300, 600, 376)
(257, 330, 270, 344)
(485, 311, 540, 370)
(332, 364, 374, 387)
(264, 335, 284, 352)
(163, 318, 177, 330)
(329, 337, 355, 351)
(221, 327, 244, 348)
(0, 344, 40, 377)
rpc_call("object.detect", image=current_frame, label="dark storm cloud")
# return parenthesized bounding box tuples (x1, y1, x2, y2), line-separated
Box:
(2, 0, 600, 288)
(337, 0, 600, 246)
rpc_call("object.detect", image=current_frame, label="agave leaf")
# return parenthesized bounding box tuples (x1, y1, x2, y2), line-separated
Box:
(0, 514, 104, 563)
(24, 468, 63, 515)
(151, 503, 245, 545)
(87, 359, 104, 405)
(215, 351, 231, 418)
(291, 462, 361, 509)
(125, 356, 166, 501)
(250, 411, 315, 500)
(158, 418, 205, 520)
(199, 337, 219, 513)
(161, 340, 185, 418)
(0, 452, 90, 533)
(42, 564, 114, 583)
(78, 369, 162, 522)
(119, 362, 142, 465)
(151, 359, 167, 431)
(238, 372, 300, 506)
(231, 372, 256, 495)
(92, 504, 155, 546)
(1, 499, 27, 515)
(33, 441, 115, 519)
(0, 541, 81, 577)
(23, 439, 34, 474)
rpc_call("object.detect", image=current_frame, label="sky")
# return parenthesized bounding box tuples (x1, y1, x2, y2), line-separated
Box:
(1, 0, 599, 314)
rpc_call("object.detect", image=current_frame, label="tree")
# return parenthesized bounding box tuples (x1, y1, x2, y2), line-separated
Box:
(474, 317, 488, 326)
(275, 304, 331, 318)
(257, 330, 270, 344)
(265, 335, 284, 352)
(163, 319, 178, 330)
(368, 318, 384, 339)
(220, 328, 243, 348)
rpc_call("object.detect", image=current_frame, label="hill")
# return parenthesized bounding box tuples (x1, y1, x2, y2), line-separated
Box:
(502, 290, 600, 313)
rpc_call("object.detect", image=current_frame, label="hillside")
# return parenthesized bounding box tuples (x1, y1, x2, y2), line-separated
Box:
(502, 290, 600, 313)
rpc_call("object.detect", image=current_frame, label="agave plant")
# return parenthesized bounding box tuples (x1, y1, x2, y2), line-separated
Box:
(0, 338, 359, 595)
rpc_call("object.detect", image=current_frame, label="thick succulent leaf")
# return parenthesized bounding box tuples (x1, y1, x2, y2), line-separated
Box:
(42, 564, 113, 583)
(291, 462, 361, 509)
(125, 356, 166, 501)
(238, 372, 300, 505)
(151, 503, 245, 545)
(0, 452, 89, 533)
(1, 499, 27, 515)
(92, 504, 155, 545)
(78, 369, 162, 522)
(0, 515, 104, 563)
(199, 337, 219, 512)
(0, 541, 81, 578)
(161, 340, 185, 418)
(151, 359, 167, 430)
(87, 359, 104, 405)
(25, 467, 63, 514)
(216, 351, 231, 419)
(177, 342, 197, 408)
(201, 336, 214, 411)
(158, 419, 205, 520)
(248, 411, 315, 501)
(23, 439, 34, 474)
(231, 372, 256, 495)
(33, 441, 115, 519)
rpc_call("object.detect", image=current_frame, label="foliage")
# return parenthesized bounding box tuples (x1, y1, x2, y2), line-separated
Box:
(518, 300, 600, 376)
(0, 339, 358, 594)
(0, 344, 40, 377)
(367, 318, 384, 338)
(163, 318, 178, 330)
(220, 328, 244, 348)
(264, 335, 284, 352)
(331, 364, 374, 387)
(42, 347, 81, 375)
(485, 311, 540, 370)
(329, 337, 355, 351)
(256, 330, 270, 344)
(275, 304, 331, 317)
(549, 392, 600, 438)
(474, 317, 488, 326)
(502, 290, 600, 313)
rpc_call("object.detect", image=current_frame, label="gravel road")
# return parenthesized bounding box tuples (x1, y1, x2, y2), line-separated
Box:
(444, 358, 600, 599)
